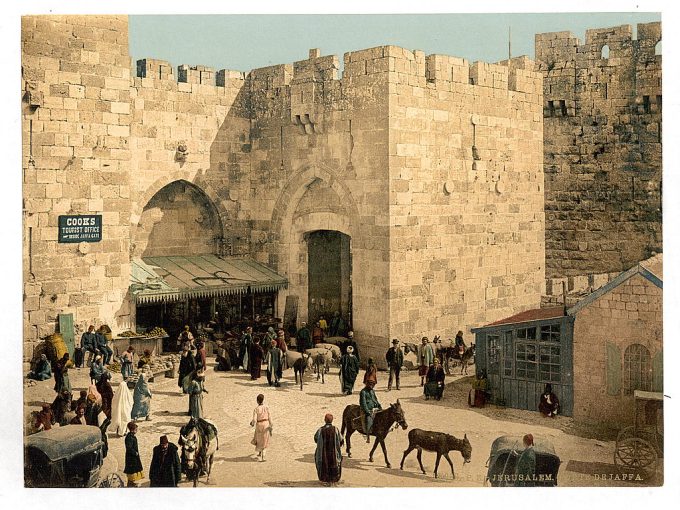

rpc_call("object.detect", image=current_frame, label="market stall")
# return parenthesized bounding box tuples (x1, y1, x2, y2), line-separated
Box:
(130, 255, 288, 350)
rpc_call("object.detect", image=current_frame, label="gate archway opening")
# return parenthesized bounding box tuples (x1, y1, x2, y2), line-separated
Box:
(304, 230, 352, 332)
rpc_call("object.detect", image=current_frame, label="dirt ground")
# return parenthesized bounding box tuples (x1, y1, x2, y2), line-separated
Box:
(22, 357, 662, 488)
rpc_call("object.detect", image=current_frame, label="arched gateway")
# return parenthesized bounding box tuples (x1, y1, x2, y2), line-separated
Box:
(130, 180, 287, 345)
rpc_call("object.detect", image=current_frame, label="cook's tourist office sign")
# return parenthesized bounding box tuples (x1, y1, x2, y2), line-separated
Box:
(58, 215, 102, 243)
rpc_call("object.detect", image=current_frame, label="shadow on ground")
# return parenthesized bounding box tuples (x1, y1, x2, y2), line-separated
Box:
(410, 377, 619, 441)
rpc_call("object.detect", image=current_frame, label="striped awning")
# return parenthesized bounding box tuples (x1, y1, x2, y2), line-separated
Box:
(130, 255, 288, 305)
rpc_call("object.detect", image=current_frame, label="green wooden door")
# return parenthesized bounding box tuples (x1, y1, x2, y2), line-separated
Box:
(58, 313, 75, 359)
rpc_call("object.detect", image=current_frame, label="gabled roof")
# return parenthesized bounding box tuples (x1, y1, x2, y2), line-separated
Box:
(471, 306, 566, 332)
(567, 261, 662, 316)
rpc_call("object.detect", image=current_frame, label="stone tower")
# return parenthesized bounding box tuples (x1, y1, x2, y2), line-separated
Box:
(536, 23, 662, 278)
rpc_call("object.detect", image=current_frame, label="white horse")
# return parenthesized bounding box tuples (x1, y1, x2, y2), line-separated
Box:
(179, 418, 219, 487)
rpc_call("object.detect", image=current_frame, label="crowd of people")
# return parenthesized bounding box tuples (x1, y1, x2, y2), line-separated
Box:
(26, 318, 556, 487)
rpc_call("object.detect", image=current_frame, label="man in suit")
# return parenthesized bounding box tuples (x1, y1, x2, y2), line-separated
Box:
(385, 339, 404, 391)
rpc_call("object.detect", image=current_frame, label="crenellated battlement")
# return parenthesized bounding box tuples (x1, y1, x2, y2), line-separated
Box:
(133, 44, 543, 101)
(134, 58, 246, 95)
(340, 45, 541, 93)
(536, 22, 661, 67)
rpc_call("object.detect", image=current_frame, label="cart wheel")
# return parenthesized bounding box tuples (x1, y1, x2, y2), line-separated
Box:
(98, 472, 125, 488)
(614, 437, 658, 480)
(615, 426, 636, 447)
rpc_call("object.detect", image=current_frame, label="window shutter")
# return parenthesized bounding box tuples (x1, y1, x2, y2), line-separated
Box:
(652, 351, 663, 392)
(606, 342, 621, 396)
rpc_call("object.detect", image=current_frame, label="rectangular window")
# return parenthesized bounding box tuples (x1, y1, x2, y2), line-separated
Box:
(560, 100, 567, 116)
(503, 331, 514, 377)
(539, 344, 562, 383)
(540, 324, 561, 342)
(488, 334, 500, 375)
(548, 100, 555, 117)
(516, 327, 536, 340)
(515, 342, 537, 380)
(643, 95, 651, 114)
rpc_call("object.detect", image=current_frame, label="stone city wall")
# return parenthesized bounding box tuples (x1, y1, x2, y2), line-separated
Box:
(22, 15, 132, 358)
(536, 23, 662, 278)
(23, 15, 545, 361)
(387, 51, 545, 343)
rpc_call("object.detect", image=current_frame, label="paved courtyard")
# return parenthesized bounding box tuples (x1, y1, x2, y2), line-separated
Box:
(23, 357, 660, 488)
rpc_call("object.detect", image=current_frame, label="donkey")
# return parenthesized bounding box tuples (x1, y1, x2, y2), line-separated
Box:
(400, 428, 472, 479)
(444, 344, 476, 375)
(292, 353, 311, 390)
(313, 352, 328, 383)
(340, 400, 408, 468)
(178, 418, 219, 487)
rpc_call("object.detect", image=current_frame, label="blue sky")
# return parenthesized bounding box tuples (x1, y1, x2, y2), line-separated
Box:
(129, 13, 661, 73)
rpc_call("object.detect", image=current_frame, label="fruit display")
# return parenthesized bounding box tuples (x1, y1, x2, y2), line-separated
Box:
(145, 327, 167, 338)
(119, 330, 139, 338)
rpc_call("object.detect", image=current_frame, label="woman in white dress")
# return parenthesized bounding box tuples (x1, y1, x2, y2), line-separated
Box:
(110, 380, 134, 436)
(249, 393, 273, 461)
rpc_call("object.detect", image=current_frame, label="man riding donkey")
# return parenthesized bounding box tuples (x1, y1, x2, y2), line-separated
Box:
(454, 330, 466, 356)
(358, 379, 382, 443)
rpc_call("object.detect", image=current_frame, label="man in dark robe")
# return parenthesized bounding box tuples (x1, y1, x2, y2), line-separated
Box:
(339, 346, 360, 395)
(96, 370, 114, 419)
(341, 331, 360, 364)
(266, 339, 283, 387)
(53, 353, 72, 395)
(538, 383, 560, 417)
(329, 311, 346, 337)
(149, 435, 182, 487)
(124, 422, 143, 487)
(239, 326, 253, 372)
(296, 322, 311, 352)
(314, 413, 343, 485)
(188, 371, 207, 419)
(178, 346, 196, 393)
(250, 338, 264, 380)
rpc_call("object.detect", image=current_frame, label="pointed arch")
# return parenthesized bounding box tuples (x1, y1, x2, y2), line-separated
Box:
(131, 176, 232, 257)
